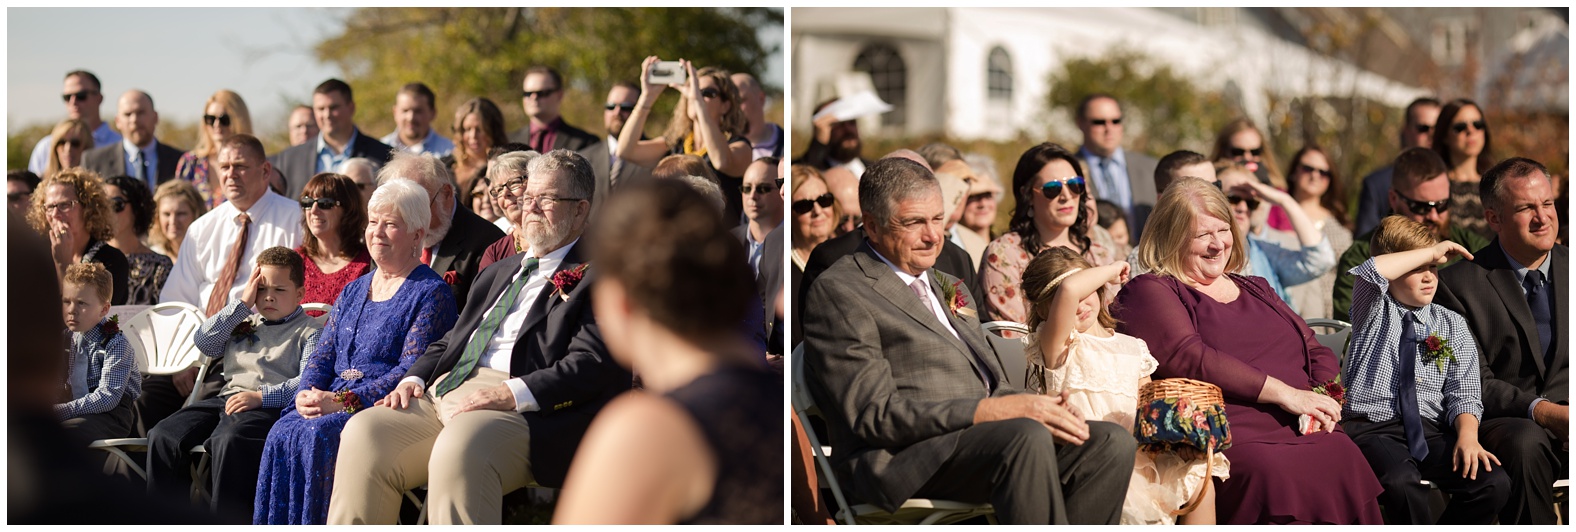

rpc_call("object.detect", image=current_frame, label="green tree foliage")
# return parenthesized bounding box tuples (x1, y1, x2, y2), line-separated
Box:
(314, 7, 781, 141)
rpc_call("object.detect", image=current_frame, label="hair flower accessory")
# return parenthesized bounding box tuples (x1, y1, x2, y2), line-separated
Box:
(551, 263, 590, 301)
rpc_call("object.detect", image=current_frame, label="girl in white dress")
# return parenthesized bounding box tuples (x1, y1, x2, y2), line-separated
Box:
(1020, 247, 1230, 525)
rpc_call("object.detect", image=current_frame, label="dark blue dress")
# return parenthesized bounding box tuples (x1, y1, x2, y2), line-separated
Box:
(253, 265, 458, 524)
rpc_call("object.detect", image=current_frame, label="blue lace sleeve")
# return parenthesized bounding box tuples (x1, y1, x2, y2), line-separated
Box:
(349, 281, 458, 402)
(297, 298, 343, 398)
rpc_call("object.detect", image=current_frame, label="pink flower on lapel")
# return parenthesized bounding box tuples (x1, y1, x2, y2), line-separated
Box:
(551, 264, 590, 301)
(442, 270, 459, 286)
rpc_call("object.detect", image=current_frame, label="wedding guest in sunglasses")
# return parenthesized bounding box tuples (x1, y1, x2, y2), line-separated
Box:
(27, 71, 122, 175)
(981, 142, 1119, 327)
(82, 90, 184, 194)
(618, 57, 753, 225)
(44, 119, 95, 178)
(736, 157, 782, 277)
(1433, 98, 1497, 240)
(174, 90, 254, 208)
(296, 173, 371, 316)
(1210, 118, 1296, 232)
(789, 165, 838, 346)
(9, 170, 42, 212)
(26, 168, 130, 305)
(1333, 147, 1490, 322)
(103, 175, 172, 305)
(1354, 97, 1441, 236)
(595, 82, 652, 193)
(1215, 162, 1336, 308)
(1281, 145, 1354, 320)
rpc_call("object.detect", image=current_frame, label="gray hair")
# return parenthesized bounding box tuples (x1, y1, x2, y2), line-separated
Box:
(368, 178, 431, 234)
(486, 150, 541, 183)
(676, 174, 726, 212)
(343, 157, 381, 179)
(377, 151, 453, 193)
(860, 157, 940, 229)
(525, 149, 595, 202)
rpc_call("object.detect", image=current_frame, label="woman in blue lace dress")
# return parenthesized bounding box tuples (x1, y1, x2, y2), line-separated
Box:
(254, 179, 458, 524)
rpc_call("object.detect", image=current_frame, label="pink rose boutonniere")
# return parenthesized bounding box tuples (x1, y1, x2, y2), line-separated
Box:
(933, 272, 975, 319)
(1420, 332, 1455, 371)
(442, 270, 459, 286)
(551, 264, 590, 301)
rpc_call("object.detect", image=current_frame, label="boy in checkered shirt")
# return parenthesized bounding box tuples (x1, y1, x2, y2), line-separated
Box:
(1341, 215, 1508, 524)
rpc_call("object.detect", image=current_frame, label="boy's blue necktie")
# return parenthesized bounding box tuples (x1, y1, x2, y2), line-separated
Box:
(1398, 312, 1428, 462)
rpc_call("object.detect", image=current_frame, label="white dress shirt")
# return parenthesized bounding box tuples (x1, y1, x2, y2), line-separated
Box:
(871, 248, 960, 340)
(401, 239, 578, 412)
(380, 129, 455, 157)
(159, 190, 303, 313)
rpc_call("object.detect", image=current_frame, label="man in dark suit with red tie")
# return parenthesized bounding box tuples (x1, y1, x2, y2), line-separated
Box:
(802, 157, 1134, 524)
(1436, 157, 1569, 525)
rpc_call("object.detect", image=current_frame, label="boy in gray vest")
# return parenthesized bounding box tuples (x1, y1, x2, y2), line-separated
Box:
(146, 247, 321, 522)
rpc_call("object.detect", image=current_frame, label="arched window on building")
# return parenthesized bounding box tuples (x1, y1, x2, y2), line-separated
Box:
(987, 46, 1013, 101)
(853, 43, 906, 128)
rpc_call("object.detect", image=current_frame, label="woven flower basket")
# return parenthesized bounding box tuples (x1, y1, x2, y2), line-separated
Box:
(1134, 378, 1232, 516)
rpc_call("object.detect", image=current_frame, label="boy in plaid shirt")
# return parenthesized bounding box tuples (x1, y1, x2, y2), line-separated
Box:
(57, 262, 142, 444)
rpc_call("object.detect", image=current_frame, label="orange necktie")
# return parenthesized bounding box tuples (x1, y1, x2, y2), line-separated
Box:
(206, 212, 251, 316)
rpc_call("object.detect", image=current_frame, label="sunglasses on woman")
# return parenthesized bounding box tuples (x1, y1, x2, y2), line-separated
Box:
(1229, 147, 1264, 158)
(1297, 163, 1331, 178)
(299, 197, 341, 210)
(203, 114, 232, 127)
(793, 193, 835, 214)
(1450, 120, 1486, 134)
(57, 138, 84, 149)
(1393, 189, 1450, 215)
(108, 196, 127, 213)
(699, 88, 723, 101)
(1040, 176, 1086, 200)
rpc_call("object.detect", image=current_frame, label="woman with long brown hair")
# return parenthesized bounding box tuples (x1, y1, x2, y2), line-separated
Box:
(444, 97, 508, 206)
(1282, 145, 1353, 319)
(617, 57, 753, 223)
(295, 172, 371, 314)
(1431, 98, 1495, 240)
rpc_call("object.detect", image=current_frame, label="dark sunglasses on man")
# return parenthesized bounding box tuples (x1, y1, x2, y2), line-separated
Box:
(1393, 189, 1450, 215)
(522, 88, 558, 99)
(740, 182, 777, 195)
(1227, 194, 1261, 211)
(299, 197, 342, 210)
(203, 114, 232, 127)
(1450, 120, 1486, 134)
(1088, 118, 1121, 126)
(1040, 176, 1086, 200)
(1414, 124, 1433, 134)
(604, 103, 636, 112)
(62, 90, 98, 103)
(7, 192, 26, 205)
(793, 193, 835, 214)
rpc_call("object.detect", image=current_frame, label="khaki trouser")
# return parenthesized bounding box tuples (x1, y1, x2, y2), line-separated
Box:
(327, 368, 535, 525)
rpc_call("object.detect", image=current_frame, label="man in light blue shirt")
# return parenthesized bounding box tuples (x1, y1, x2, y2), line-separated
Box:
(380, 82, 453, 157)
(28, 71, 122, 174)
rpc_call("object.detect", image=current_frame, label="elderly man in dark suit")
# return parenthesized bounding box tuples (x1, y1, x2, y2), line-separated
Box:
(270, 79, 393, 199)
(1075, 94, 1158, 243)
(329, 149, 629, 525)
(1436, 157, 1568, 525)
(802, 157, 1134, 525)
(81, 90, 182, 190)
(377, 151, 504, 312)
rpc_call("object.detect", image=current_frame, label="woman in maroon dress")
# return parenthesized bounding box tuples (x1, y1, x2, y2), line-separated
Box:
(296, 173, 371, 315)
(1113, 177, 1382, 524)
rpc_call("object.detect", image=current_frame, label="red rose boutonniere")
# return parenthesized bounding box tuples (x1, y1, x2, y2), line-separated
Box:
(933, 272, 976, 319)
(99, 315, 121, 348)
(231, 315, 262, 345)
(442, 270, 459, 286)
(1312, 377, 1346, 406)
(1420, 332, 1455, 371)
(551, 264, 590, 301)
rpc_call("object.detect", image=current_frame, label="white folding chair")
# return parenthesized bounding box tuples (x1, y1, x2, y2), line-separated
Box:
(1304, 318, 1353, 371)
(87, 302, 208, 481)
(791, 344, 996, 525)
(302, 302, 333, 327)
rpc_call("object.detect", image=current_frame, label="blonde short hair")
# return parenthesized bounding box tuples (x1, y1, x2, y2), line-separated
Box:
(1136, 177, 1246, 279)
(1371, 215, 1441, 256)
(64, 262, 113, 303)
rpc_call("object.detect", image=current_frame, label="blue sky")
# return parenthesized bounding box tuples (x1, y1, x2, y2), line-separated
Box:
(7, 7, 784, 136)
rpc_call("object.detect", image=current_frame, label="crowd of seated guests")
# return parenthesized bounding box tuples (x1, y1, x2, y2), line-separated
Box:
(792, 91, 1566, 524)
(13, 57, 785, 525)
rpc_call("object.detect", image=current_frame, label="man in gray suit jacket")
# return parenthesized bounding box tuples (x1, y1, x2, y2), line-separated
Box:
(1076, 94, 1158, 243)
(81, 90, 182, 190)
(270, 79, 393, 199)
(802, 158, 1134, 525)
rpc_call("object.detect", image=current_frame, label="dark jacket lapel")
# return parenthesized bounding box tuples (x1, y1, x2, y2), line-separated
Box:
(853, 246, 964, 350)
(517, 239, 587, 339)
(1553, 246, 1567, 374)
(1476, 240, 1544, 375)
(936, 272, 1004, 388)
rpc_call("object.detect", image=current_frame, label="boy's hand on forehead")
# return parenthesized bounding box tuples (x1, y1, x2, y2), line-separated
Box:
(239, 266, 263, 313)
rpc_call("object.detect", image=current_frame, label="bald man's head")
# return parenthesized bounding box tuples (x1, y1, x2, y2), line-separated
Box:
(881, 149, 933, 172)
(116, 90, 159, 148)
